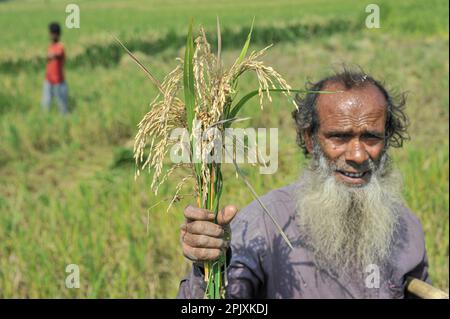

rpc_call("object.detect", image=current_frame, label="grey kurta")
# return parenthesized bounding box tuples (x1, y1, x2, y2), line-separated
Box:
(177, 180, 430, 299)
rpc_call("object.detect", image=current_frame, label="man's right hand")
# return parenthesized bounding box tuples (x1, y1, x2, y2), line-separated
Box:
(181, 205, 238, 262)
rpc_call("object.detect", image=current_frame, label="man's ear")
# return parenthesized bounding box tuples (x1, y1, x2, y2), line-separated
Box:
(303, 129, 314, 154)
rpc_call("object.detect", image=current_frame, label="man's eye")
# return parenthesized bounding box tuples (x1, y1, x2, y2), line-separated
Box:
(363, 134, 382, 140)
(330, 134, 350, 139)
(328, 135, 351, 143)
(362, 134, 384, 144)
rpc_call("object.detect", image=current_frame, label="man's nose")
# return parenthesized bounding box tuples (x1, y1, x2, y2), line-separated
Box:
(345, 139, 369, 166)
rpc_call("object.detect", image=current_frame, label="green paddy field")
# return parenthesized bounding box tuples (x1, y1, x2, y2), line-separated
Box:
(0, 0, 448, 297)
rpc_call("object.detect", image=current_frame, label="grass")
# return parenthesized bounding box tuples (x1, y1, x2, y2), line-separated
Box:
(0, 0, 448, 297)
(0, 0, 448, 62)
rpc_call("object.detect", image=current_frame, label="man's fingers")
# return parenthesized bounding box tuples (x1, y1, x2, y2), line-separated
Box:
(183, 204, 238, 226)
(183, 232, 228, 249)
(182, 221, 224, 238)
(180, 205, 236, 262)
(183, 205, 215, 222)
(182, 242, 222, 262)
(216, 205, 239, 226)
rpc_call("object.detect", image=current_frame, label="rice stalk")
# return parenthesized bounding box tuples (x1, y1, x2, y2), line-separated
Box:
(119, 19, 323, 299)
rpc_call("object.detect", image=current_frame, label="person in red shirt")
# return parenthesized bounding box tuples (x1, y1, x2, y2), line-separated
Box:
(41, 22, 69, 114)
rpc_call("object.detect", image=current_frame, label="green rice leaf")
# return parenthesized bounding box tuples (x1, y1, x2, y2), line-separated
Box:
(183, 20, 202, 194)
(228, 88, 298, 120)
(216, 16, 222, 72)
(228, 89, 337, 120)
(235, 17, 255, 67)
(230, 17, 254, 92)
(184, 20, 196, 134)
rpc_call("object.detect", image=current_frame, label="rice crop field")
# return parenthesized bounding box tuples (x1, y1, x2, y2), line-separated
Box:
(0, 0, 448, 298)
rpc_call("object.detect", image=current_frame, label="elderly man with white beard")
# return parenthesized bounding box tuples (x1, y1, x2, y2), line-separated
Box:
(176, 70, 430, 299)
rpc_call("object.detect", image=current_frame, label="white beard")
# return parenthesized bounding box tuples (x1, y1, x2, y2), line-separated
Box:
(295, 145, 403, 275)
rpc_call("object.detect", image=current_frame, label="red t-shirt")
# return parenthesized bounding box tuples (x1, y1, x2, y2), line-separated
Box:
(46, 42, 65, 84)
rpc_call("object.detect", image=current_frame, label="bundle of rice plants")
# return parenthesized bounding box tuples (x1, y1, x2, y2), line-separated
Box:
(117, 19, 320, 299)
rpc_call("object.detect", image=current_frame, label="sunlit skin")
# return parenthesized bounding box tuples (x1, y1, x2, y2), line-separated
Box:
(304, 82, 387, 186)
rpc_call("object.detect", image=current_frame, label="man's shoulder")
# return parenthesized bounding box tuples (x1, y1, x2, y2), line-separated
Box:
(397, 203, 424, 236)
(395, 203, 427, 256)
(389, 203, 429, 281)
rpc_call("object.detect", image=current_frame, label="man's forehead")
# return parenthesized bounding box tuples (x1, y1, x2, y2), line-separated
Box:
(316, 82, 387, 120)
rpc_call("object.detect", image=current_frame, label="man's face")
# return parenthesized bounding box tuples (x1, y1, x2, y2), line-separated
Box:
(306, 82, 387, 187)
